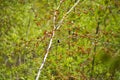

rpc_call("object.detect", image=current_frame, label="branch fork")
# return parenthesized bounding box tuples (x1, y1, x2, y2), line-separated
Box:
(35, 0, 80, 80)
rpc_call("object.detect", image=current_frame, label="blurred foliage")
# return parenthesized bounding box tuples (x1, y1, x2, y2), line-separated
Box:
(0, 0, 120, 80)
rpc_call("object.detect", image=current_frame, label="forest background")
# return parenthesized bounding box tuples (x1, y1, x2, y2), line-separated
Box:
(0, 0, 120, 80)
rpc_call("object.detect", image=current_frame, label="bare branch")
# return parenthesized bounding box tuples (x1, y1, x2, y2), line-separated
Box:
(56, 0, 80, 30)
(35, 30, 55, 80)
(35, 0, 80, 80)
(53, 0, 64, 29)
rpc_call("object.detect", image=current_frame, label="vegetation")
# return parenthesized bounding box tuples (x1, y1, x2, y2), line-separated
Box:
(0, 0, 120, 80)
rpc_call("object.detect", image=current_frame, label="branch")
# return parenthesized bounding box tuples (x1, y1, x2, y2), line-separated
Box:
(35, 0, 80, 80)
(90, 20, 100, 80)
(56, 0, 80, 30)
(53, 0, 64, 29)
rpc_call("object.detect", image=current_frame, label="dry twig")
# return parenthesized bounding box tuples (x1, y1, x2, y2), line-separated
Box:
(35, 0, 80, 80)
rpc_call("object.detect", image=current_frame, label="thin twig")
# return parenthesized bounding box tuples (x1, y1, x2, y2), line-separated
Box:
(56, 0, 80, 30)
(90, 21, 100, 80)
(35, 0, 80, 80)
(53, 0, 63, 29)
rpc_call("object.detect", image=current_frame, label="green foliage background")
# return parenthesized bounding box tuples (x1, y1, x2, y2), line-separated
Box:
(0, 0, 120, 80)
